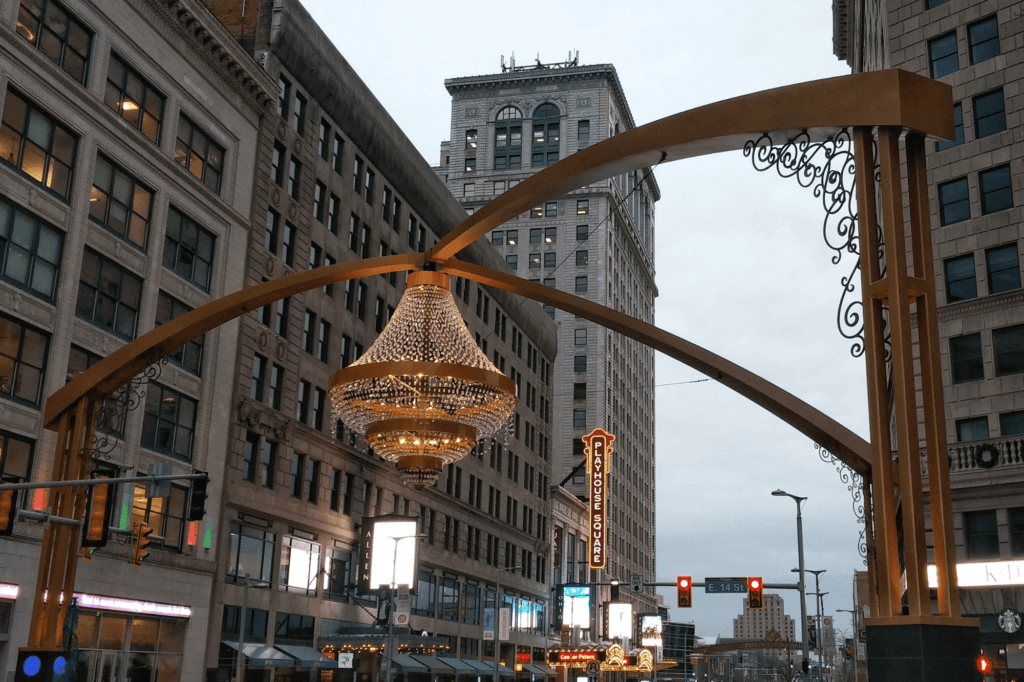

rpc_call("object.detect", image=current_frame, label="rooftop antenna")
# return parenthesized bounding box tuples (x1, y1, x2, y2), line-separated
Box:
(501, 55, 506, 73)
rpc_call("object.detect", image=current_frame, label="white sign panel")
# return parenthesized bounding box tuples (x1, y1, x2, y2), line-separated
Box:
(927, 559, 1024, 588)
(368, 519, 420, 589)
(563, 585, 592, 628)
(608, 603, 632, 639)
(499, 606, 512, 640)
(640, 615, 662, 647)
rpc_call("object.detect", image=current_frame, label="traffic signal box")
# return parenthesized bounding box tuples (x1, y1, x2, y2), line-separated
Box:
(676, 576, 692, 608)
(133, 523, 154, 566)
(187, 472, 208, 521)
(0, 486, 18, 536)
(15, 650, 67, 682)
(747, 577, 764, 609)
(82, 476, 113, 548)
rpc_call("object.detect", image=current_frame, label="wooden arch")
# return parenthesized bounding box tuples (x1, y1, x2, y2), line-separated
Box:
(32, 68, 960, 650)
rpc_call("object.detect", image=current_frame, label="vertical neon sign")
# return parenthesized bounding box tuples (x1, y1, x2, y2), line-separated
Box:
(583, 428, 614, 569)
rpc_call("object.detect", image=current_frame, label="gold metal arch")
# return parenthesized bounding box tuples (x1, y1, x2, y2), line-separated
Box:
(31, 68, 964, 653)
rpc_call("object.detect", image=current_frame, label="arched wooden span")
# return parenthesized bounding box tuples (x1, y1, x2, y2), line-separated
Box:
(32, 68, 964, 652)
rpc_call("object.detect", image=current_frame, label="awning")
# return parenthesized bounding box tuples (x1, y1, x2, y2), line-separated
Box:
(392, 654, 430, 673)
(463, 659, 515, 677)
(276, 644, 335, 667)
(438, 657, 477, 674)
(523, 664, 552, 677)
(410, 656, 455, 673)
(221, 641, 294, 667)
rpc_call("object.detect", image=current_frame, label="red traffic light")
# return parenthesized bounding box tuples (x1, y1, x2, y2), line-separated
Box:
(748, 576, 764, 609)
(978, 654, 992, 673)
(676, 575, 692, 608)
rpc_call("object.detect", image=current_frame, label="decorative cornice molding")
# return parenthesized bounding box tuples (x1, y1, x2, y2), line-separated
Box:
(144, 0, 276, 114)
(938, 291, 1024, 319)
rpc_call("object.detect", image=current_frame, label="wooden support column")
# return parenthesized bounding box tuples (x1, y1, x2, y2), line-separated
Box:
(853, 127, 900, 618)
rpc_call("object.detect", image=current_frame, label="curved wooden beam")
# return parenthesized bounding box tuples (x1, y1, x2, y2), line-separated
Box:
(441, 261, 871, 474)
(428, 69, 953, 264)
(43, 254, 425, 428)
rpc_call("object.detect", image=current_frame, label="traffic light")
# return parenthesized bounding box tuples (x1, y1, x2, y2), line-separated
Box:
(676, 576, 692, 608)
(978, 654, 992, 674)
(82, 476, 113, 548)
(133, 523, 154, 566)
(747, 576, 763, 609)
(801, 660, 810, 674)
(15, 649, 67, 682)
(187, 472, 208, 521)
(0, 485, 18, 536)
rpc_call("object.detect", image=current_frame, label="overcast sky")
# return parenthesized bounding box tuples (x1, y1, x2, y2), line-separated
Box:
(302, 0, 868, 642)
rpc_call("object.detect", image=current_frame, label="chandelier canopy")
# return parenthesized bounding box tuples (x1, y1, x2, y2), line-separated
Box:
(329, 271, 517, 488)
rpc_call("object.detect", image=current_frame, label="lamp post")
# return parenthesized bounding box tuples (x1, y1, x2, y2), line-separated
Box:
(493, 565, 521, 682)
(235, 573, 270, 682)
(772, 489, 809, 682)
(382, 533, 426, 682)
(804, 570, 826, 679)
(836, 609, 859, 682)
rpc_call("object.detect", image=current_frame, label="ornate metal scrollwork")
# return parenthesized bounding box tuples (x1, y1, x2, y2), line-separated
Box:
(815, 442, 867, 561)
(89, 358, 167, 459)
(743, 129, 887, 359)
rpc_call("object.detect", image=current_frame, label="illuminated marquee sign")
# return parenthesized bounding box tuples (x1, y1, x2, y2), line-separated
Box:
(583, 428, 615, 569)
(554, 651, 599, 664)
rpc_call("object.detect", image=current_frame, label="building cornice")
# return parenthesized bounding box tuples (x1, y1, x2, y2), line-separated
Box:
(145, 0, 276, 114)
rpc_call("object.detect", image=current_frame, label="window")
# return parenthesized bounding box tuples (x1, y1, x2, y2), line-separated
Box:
(318, 119, 331, 159)
(156, 291, 203, 374)
(277, 77, 290, 119)
(364, 169, 375, 203)
(463, 183, 475, 197)
(578, 120, 590, 141)
(573, 382, 587, 400)
(323, 547, 351, 601)
(974, 90, 1006, 138)
(92, 153, 157, 251)
(938, 178, 969, 225)
(227, 520, 275, 584)
(1002, 411, 1024, 436)
(67, 346, 124, 435)
(251, 354, 266, 401)
(164, 206, 214, 291)
(259, 441, 275, 489)
(950, 333, 983, 383)
(357, 282, 367, 319)
(576, 250, 588, 266)
(575, 276, 588, 292)
(925, 0, 950, 7)
(964, 510, 999, 559)
(1012, 508, 1024, 557)
(505, 254, 518, 270)
(1, 89, 77, 199)
(968, 17, 999, 64)
(577, 200, 589, 215)
(141, 383, 196, 461)
(16, 0, 92, 83)
(929, 32, 958, 78)
(292, 93, 306, 134)
(574, 355, 587, 373)
(944, 255, 976, 302)
(241, 432, 259, 480)
(305, 459, 319, 503)
(466, 129, 477, 149)
(0, 196, 64, 301)
(529, 253, 540, 269)
(131, 483, 187, 551)
(0, 311, 49, 406)
(576, 224, 589, 241)
(465, 157, 476, 172)
(353, 156, 363, 192)
(317, 321, 330, 362)
(282, 222, 295, 266)
(333, 134, 344, 172)
(375, 297, 386, 332)
(174, 115, 224, 193)
(361, 225, 371, 258)
(288, 157, 301, 199)
(987, 244, 1020, 294)
(980, 165, 1013, 214)
(76, 248, 142, 339)
(544, 253, 556, 269)
(302, 310, 316, 353)
(575, 328, 587, 345)
(314, 181, 326, 221)
(955, 417, 988, 442)
(936, 103, 963, 151)
(297, 379, 310, 423)
(290, 453, 304, 498)
(0, 430, 33, 492)
(505, 230, 518, 245)
(327, 193, 340, 234)
(313, 387, 326, 431)
(573, 409, 586, 428)
(340, 334, 352, 367)
(269, 363, 283, 409)
(494, 106, 522, 170)
(531, 103, 559, 167)
(544, 227, 556, 243)
(271, 142, 285, 185)
(544, 202, 557, 218)
(993, 325, 1024, 376)
(491, 230, 504, 246)
(104, 52, 164, 142)
(543, 277, 555, 287)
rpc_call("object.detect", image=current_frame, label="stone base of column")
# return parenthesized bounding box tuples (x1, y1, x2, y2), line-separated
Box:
(865, 620, 980, 682)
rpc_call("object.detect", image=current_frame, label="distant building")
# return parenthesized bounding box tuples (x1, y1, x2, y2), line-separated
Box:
(661, 621, 695, 679)
(439, 56, 660, 616)
(732, 593, 796, 641)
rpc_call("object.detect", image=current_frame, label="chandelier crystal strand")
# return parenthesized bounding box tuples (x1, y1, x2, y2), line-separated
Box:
(329, 271, 517, 489)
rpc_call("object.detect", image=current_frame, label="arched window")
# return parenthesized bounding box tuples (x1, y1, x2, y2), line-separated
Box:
(531, 103, 560, 168)
(494, 106, 522, 170)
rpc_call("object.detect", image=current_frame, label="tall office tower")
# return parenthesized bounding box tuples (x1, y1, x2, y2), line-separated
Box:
(441, 57, 660, 613)
(0, 0, 273, 678)
(732, 594, 797, 641)
(834, 0, 1023, 666)
(203, 2, 558, 680)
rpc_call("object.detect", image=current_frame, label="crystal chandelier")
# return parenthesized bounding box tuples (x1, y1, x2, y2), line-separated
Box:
(329, 271, 517, 489)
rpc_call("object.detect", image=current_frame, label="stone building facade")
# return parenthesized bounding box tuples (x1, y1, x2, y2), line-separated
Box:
(732, 593, 797, 641)
(834, 0, 1024, 671)
(0, 0, 274, 679)
(439, 60, 660, 619)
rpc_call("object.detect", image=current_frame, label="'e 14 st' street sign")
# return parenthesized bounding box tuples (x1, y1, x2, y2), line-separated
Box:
(704, 577, 748, 594)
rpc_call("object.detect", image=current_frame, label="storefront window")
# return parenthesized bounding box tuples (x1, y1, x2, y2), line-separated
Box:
(75, 611, 186, 682)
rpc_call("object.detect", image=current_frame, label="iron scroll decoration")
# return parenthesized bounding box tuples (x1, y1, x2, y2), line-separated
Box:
(89, 357, 167, 459)
(743, 129, 887, 360)
(815, 443, 867, 561)
(974, 443, 1000, 469)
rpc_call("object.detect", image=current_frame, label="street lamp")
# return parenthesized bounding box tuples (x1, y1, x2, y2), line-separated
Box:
(234, 573, 270, 682)
(836, 609, 859, 682)
(492, 564, 522, 682)
(771, 489, 809, 682)
(799, 569, 826, 677)
(381, 533, 426, 682)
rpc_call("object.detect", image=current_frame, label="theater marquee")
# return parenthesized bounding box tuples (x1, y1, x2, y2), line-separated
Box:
(583, 428, 615, 569)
